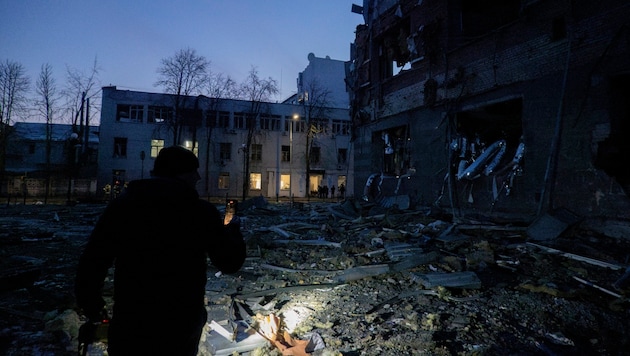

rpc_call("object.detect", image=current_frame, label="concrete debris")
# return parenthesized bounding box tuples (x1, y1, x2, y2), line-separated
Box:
(527, 207, 581, 241)
(2, 201, 630, 355)
(412, 271, 482, 289)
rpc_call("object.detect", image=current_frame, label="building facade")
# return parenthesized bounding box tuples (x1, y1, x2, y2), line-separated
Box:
(3, 122, 99, 200)
(292, 52, 350, 109)
(348, 0, 630, 219)
(98, 86, 353, 201)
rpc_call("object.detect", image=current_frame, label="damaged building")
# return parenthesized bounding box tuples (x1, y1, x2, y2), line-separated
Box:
(347, 0, 630, 219)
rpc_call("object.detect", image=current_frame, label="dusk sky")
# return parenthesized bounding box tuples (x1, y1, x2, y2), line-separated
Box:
(1, 0, 362, 105)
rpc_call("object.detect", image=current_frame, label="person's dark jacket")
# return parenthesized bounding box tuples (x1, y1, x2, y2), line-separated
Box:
(75, 177, 246, 354)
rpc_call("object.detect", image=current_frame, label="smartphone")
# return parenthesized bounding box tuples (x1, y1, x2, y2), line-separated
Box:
(223, 199, 237, 225)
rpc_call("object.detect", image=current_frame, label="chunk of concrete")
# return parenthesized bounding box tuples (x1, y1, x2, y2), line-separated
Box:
(527, 207, 581, 241)
(412, 271, 482, 289)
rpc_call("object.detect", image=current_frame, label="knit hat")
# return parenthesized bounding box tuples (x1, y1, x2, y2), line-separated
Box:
(151, 146, 199, 177)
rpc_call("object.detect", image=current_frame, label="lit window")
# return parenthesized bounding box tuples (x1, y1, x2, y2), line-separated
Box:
(183, 141, 199, 156)
(280, 174, 291, 190)
(151, 139, 164, 158)
(250, 173, 262, 190)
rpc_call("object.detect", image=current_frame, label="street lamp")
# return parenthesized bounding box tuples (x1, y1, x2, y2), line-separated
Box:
(291, 114, 299, 201)
(66, 132, 81, 205)
(140, 150, 146, 179)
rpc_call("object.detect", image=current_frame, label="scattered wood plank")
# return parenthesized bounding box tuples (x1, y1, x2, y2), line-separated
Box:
(572, 276, 622, 298)
(527, 242, 623, 270)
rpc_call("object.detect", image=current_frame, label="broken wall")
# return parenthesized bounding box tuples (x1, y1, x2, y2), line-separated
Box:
(349, 0, 630, 219)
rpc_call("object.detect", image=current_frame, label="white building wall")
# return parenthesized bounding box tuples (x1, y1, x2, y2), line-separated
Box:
(297, 53, 349, 109)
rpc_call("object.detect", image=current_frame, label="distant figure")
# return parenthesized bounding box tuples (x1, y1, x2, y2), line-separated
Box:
(330, 185, 336, 199)
(339, 183, 346, 199)
(75, 146, 246, 355)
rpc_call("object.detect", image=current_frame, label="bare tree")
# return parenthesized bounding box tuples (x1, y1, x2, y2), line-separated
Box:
(63, 57, 101, 168)
(298, 78, 332, 198)
(207, 72, 239, 99)
(155, 48, 209, 146)
(237, 66, 278, 200)
(198, 72, 239, 193)
(0, 60, 30, 191)
(64, 57, 101, 126)
(35, 63, 59, 203)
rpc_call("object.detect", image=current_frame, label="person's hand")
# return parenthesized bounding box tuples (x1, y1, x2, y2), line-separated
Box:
(224, 215, 242, 237)
(227, 215, 241, 226)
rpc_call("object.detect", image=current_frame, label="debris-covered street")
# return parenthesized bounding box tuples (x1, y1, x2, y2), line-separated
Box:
(1, 198, 629, 355)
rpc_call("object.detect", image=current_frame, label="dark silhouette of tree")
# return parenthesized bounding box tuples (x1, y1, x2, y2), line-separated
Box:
(63, 57, 101, 168)
(0, 60, 30, 196)
(298, 78, 332, 198)
(155, 48, 209, 147)
(35, 63, 59, 203)
(237, 66, 278, 201)
(199, 72, 239, 194)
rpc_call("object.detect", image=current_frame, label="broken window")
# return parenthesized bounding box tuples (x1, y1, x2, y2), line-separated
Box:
(377, 125, 411, 176)
(378, 18, 412, 80)
(147, 105, 172, 123)
(338, 148, 348, 165)
(450, 98, 524, 196)
(150, 139, 164, 158)
(451, 0, 520, 42)
(594, 74, 630, 196)
(551, 16, 567, 41)
(310, 146, 321, 164)
(220, 142, 232, 161)
(218, 111, 230, 129)
(251, 144, 262, 161)
(113, 137, 127, 158)
(281, 145, 290, 162)
(116, 104, 143, 122)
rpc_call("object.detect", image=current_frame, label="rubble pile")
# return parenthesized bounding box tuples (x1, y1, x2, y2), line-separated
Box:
(1, 199, 629, 355)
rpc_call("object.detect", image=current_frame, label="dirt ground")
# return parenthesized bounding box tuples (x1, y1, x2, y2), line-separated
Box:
(1, 198, 629, 355)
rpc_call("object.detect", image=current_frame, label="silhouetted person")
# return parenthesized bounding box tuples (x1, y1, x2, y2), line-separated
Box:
(330, 185, 336, 199)
(75, 145, 246, 355)
(339, 183, 346, 199)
